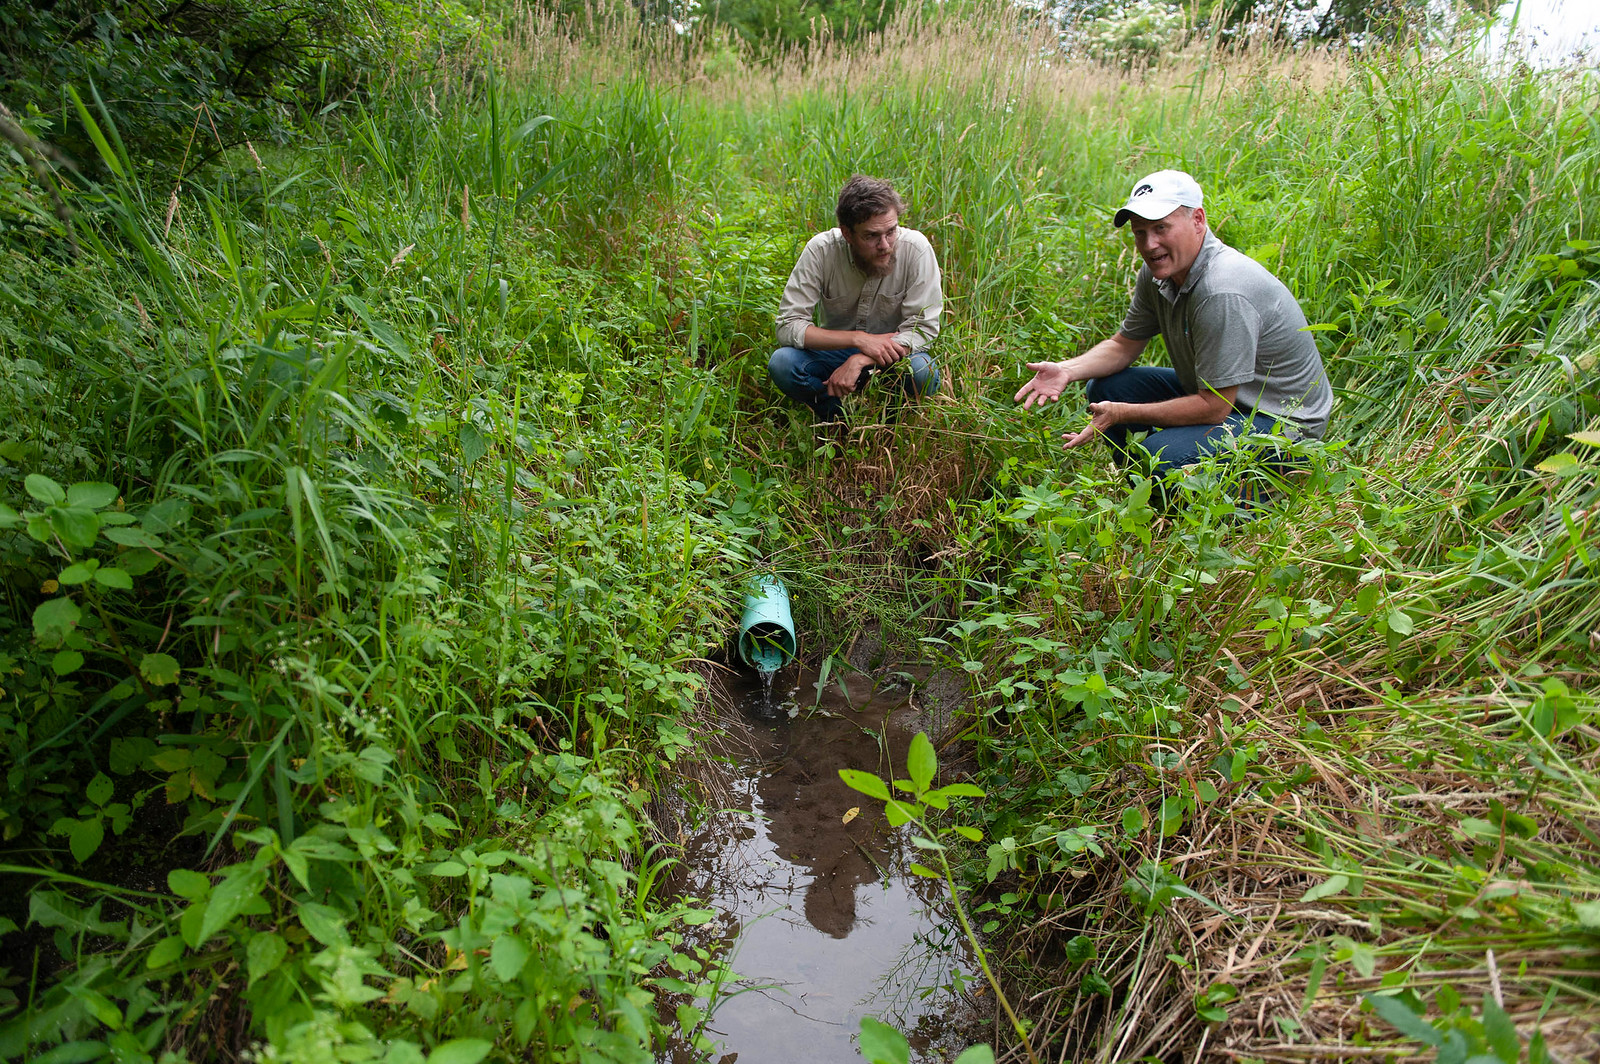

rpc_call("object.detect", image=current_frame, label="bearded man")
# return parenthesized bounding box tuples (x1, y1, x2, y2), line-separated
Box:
(769, 175, 943, 425)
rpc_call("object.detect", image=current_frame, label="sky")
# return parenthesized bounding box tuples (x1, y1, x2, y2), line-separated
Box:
(1485, 0, 1600, 64)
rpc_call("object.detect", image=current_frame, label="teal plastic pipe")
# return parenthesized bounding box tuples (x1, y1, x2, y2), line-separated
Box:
(737, 575, 797, 674)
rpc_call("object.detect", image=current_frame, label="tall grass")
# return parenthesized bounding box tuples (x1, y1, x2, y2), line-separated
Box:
(0, 4, 1596, 1063)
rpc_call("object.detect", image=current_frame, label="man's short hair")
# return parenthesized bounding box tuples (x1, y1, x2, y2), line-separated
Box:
(836, 175, 905, 231)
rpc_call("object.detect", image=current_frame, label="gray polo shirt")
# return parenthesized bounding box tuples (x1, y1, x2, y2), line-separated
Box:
(775, 227, 942, 354)
(1120, 231, 1332, 438)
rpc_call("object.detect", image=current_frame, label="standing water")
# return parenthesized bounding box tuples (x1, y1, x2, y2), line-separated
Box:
(659, 666, 984, 1063)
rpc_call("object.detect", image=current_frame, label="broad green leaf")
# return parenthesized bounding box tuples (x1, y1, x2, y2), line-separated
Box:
(65, 985, 121, 1029)
(426, 1039, 492, 1064)
(57, 561, 97, 584)
(1386, 609, 1415, 636)
(459, 423, 489, 465)
(168, 868, 211, 900)
(1535, 453, 1580, 475)
(103, 526, 163, 549)
(951, 824, 983, 841)
(934, 782, 985, 798)
(838, 769, 890, 801)
(281, 846, 311, 892)
(67, 482, 118, 509)
(909, 863, 942, 879)
(1300, 874, 1349, 902)
(857, 1016, 910, 1064)
(93, 567, 133, 590)
(906, 732, 936, 793)
(51, 650, 84, 676)
(140, 653, 181, 686)
(48, 506, 101, 549)
(1364, 993, 1444, 1047)
(69, 817, 104, 862)
(1481, 997, 1519, 1064)
(0, 503, 19, 529)
(429, 860, 467, 877)
(25, 473, 65, 505)
(1574, 900, 1600, 928)
(1122, 805, 1146, 835)
(490, 934, 530, 982)
(883, 800, 921, 828)
(119, 549, 163, 576)
(198, 868, 264, 943)
(32, 596, 81, 647)
(86, 773, 113, 807)
(247, 932, 288, 986)
(146, 935, 186, 970)
(298, 902, 350, 947)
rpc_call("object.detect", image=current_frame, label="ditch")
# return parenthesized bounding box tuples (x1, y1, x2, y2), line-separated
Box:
(659, 663, 987, 1063)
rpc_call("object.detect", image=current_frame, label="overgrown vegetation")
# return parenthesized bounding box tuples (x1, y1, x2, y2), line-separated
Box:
(1, 3, 1596, 1063)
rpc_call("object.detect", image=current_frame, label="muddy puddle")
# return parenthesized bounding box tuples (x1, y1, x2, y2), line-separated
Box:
(661, 666, 985, 1063)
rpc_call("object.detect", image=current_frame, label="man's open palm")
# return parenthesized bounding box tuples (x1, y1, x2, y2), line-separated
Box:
(1015, 362, 1074, 409)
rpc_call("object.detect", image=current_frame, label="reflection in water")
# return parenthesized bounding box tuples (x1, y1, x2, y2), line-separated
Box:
(659, 668, 984, 1063)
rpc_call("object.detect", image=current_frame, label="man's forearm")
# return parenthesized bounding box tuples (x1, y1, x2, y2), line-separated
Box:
(1053, 333, 1144, 385)
(1107, 391, 1235, 428)
(803, 326, 907, 352)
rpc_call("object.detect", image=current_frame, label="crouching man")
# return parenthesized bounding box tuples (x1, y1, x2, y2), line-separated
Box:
(769, 175, 943, 425)
(1016, 170, 1331, 481)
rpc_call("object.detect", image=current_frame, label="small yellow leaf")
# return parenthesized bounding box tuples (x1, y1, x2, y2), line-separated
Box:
(842, 807, 859, 825)
(1568, 430, 1600, 448)
(444, 948, 468, 971)
(41, 580, 58, 593)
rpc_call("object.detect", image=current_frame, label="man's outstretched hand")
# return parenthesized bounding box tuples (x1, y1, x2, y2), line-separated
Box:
(1014, 362, 1075, 409)
(1061, 402, 1120, 449)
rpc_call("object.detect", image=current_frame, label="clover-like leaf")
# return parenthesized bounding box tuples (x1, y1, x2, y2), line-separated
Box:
(25, 473, 65, 505)
(140, 652, 181, 686)
(67, 482, 118, 509)
(93, 566, 133, 590)
(48, 506, 101, 550)
(33, 596, 81, 648)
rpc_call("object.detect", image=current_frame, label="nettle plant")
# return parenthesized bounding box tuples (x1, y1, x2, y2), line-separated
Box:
(0, 473, 175, 851)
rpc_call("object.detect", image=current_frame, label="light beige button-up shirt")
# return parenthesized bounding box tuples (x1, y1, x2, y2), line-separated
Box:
(775, 227, 943, 353)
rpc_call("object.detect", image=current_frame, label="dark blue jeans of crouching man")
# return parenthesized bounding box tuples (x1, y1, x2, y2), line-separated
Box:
(767, 346, 940, 423)
(1085, 366, 1297, 477)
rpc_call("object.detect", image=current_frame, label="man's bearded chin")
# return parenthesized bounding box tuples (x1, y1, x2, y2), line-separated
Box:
(865, 249, 897, 277)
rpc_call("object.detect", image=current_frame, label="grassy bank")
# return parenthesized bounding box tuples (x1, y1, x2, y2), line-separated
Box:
(2, 5, 1598, 1063)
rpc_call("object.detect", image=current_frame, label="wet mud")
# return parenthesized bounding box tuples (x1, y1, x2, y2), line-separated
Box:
(662, 666, 985, 1063)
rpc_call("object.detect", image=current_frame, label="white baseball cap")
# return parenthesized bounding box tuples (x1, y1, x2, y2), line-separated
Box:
(1113, 170, 1203, 227)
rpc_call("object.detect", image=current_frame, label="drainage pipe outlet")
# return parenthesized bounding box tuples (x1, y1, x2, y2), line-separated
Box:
(737, 575, 797, 674)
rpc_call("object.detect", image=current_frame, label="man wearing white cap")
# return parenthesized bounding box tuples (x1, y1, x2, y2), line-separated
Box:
(1015, 170, 1331, 480)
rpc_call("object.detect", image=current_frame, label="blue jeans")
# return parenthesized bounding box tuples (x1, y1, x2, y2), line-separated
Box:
(767, 346, 940, 422)
(1086, 367, 1291, 476)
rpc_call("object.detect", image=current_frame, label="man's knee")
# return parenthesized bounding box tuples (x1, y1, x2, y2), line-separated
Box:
(905, 351, 940, 397)
(768, 347, 805, 389)
(1085, 376, 1108, 404)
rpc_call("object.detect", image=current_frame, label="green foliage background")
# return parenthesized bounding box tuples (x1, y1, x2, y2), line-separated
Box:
(0, 2, 1596, 1063)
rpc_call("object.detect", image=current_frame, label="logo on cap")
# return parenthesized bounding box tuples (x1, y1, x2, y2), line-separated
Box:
(1133, 184, 1154, 197)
